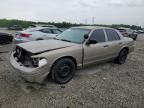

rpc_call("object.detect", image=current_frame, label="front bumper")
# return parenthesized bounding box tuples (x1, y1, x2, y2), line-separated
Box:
(10, 52, 50, 83)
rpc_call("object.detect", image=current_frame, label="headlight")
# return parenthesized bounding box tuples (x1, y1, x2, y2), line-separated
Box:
(32, 58, 48, 67)
(38, 59, 48, 67)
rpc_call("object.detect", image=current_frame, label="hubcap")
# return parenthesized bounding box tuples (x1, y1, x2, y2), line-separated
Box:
(58, 64, 71, 78)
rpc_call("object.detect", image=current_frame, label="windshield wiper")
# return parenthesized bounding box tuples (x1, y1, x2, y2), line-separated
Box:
(53, 38, 72, 42)
(60, 39, 72, 42)
(53, 38, 60, 40)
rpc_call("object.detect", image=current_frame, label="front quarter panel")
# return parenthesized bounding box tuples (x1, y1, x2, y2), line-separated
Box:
(32, 45, 83, 69)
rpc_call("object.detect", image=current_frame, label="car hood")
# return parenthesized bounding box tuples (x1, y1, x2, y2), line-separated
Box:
(17, 39, 77, 54)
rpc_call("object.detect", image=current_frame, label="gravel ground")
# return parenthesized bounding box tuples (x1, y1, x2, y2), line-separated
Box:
(0, 30, 144, 108)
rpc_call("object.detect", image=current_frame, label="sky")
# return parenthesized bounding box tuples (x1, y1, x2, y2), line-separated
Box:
(0, 0, 144, 26)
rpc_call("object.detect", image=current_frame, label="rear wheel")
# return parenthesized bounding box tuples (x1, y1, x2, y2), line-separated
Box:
(115, 49, 128, 64)
(51, 58, 75, 84)
(133, 36, 137, 40)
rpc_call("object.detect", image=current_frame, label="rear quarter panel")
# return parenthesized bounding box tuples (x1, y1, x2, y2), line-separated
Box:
(120, 37, 135, 53)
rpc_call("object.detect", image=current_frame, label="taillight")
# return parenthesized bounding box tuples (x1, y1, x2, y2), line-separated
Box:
(20, 33, 31, 38)
(124, 33, 128, 35)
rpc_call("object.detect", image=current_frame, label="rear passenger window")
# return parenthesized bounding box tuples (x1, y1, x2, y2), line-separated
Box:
(40, 29, 51, 33)
(52, 29, 62, 34)
(90, 29, 105, 43)
(105, 29, 120, 41)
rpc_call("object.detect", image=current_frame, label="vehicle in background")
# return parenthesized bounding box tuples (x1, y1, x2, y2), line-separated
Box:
(14, 27, 62, 44)
(116, 27, 137, 40)
(137, 30, 144, 34)
(29, 24, 57, 28)
(0, 32, 13, 44)
(10, 26, 135, 84)
(8, 25, 23, 30)
(59, 28, 67, 32)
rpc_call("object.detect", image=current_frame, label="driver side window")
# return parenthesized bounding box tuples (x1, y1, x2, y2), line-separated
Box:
(90, 29, 105, 43)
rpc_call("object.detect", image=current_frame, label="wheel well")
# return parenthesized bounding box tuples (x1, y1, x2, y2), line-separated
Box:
(53, 56, 77, 68)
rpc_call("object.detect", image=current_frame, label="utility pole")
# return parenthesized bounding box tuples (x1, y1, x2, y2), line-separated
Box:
(136, 21, 138, 30)
(85, 19, 87, 25)
(92, 16, 95, 25)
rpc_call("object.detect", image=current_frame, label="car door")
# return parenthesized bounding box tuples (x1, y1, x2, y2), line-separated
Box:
(83, 29, 110, 65)
(104, 29, 122, 58)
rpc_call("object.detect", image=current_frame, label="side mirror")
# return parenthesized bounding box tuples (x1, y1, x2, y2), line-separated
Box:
(87, 39, 98, 44)
(84, 34, 89, 39)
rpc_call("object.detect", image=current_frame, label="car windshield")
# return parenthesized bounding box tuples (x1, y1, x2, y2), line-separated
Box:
(127, 29, 133, 33)
(56, 28, 90, 44)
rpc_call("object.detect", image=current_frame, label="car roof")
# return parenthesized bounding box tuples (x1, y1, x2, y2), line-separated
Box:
(27, 26, 58, 30)
(72, 26, 114, 30)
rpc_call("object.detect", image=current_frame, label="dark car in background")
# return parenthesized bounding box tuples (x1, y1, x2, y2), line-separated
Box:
(138, 30, 144, 34)
(8, 25, 23, 30)
(116, 27, 137, 40)
(0, 32, 13, 44)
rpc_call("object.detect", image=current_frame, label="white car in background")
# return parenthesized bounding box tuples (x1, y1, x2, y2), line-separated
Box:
(15, 27, 62, 44)
(29, 24, 57, 28)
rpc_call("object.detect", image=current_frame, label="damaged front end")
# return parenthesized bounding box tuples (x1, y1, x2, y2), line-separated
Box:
(14, 46, 49, 68)
(10, 45, 50, 83)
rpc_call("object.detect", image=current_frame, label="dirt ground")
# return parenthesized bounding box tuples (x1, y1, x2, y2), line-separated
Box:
(0, 29, 144, 108)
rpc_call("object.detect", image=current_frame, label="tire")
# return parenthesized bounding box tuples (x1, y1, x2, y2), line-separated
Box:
(51, 58, 76, 84)
(36, 38, 43, 41)
(115, 49, 128, 64)
(133, 35, 137, 41)
(133, 38, 136, 41)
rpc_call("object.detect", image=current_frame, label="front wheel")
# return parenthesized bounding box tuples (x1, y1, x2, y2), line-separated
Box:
(115, 49, 128, 64)
(51, 58, 76, 84)
(133, 36, 137, 40)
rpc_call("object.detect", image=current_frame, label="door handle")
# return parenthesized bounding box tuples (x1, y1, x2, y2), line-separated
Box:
(104, 45, 109, 47)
